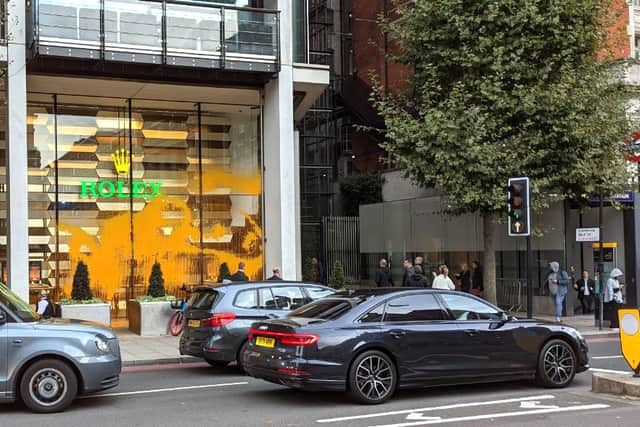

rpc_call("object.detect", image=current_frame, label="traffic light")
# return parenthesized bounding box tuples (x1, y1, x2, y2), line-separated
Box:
(508, 177, 530, 236)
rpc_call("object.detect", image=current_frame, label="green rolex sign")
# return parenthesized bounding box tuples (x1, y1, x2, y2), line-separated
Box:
(80, 180, 162, 199)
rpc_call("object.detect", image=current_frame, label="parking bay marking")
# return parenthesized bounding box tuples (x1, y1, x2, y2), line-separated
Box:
(592, 355, 624, 360)
(316, 394, 556, 423)
(80, 381, 249, 399)
(369, 403, 610, 427)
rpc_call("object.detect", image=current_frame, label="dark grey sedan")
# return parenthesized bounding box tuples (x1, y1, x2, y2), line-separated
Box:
(0, 283, 121, 413)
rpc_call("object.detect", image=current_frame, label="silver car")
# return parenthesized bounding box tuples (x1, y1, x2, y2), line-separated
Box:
(0, 283, 121, 413)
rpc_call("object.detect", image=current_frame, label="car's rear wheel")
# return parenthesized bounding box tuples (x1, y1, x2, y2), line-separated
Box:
(236, 341, 250, 373)
(19, 359, 78, 413)
(205, 359, 229, 368)
(535, 339, 577, 388)
(348, 350, 397, 404)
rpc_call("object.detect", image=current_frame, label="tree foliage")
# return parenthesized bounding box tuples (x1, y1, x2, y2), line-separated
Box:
(302, 258, 316, 282)
(373, 0, 633, 302)
(340, 173, 385, 216)
(329, 260, 346, 289)
(71, 261, 93, 301)
(147, 261, 166, 298)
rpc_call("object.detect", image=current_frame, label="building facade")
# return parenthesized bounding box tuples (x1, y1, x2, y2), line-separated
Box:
(1, 0, 329, 314)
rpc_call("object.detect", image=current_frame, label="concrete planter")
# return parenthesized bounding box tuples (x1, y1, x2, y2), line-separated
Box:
(60, 303, 111, 326)
(128, 300, 173, 336)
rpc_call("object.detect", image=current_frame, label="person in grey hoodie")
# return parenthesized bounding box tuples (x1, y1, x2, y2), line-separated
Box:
(547, 261, 571, 322)
(604, 268, 624, 330)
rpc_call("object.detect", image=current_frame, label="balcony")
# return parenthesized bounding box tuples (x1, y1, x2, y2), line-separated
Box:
(28, 0, 280, 83)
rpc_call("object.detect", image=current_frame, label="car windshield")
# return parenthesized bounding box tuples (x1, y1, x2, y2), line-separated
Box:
(0, 282, 39, 322)
(289, 297, 364, 320)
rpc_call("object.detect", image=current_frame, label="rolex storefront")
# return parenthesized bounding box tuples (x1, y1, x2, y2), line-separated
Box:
(22, 79, 264, 318)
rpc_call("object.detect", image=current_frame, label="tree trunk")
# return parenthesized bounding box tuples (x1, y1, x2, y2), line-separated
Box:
(482, 213, 498, 305)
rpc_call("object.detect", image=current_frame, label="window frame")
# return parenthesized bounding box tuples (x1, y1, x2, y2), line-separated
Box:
(232, 288, 259, 310)
(356, 292, 450, 324)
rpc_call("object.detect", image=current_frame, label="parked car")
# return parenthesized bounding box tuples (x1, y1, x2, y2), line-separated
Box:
(179, 281, 334, 370)
(243, 288, 589, 404)
(0, 283, 121, 413)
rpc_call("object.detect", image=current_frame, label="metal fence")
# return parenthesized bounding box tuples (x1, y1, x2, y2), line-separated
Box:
(496, 278, 527, 313)
(322, 216, 360, 283)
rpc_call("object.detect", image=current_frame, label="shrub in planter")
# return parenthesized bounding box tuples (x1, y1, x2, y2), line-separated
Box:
(60, 261, 109, 324)
(147, 261, 166, 298)
(329, 260, 346, 290)
(71, 260, 92, 301)
(302, 258, 315, 282)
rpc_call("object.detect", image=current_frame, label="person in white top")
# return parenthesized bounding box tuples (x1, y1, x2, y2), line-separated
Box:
(432, 265, 456, 290)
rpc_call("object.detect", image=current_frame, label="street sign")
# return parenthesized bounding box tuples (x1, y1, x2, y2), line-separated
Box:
(576, 227, 600, 242)
(618, 309, 640, 377)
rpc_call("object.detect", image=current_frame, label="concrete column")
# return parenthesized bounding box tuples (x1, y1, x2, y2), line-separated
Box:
(6, 0, 29, 301)
(263, 0, 300, 280)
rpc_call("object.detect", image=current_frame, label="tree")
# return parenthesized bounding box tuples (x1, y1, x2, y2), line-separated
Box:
(147, 261, 166, 298)
(302, 258, 316, 282)
(71, 261, 92, 301)
(329, 260, 346, 289)
(340, 173, 385, 216)
(217, 262, 232, 283)
(373, 0, 632, 303)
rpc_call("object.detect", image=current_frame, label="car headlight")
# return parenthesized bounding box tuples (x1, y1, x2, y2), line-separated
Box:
(95, 336, 110, 353)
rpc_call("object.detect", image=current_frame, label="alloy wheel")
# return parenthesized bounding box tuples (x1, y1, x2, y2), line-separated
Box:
(355, 355, 393, 401)
(542, 343, 575, 386)
(28, 368, 68, 408)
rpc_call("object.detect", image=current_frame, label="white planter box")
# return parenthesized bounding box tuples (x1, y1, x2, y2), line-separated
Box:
(61, 303, 111, 326)
(128, 300, 173, 336)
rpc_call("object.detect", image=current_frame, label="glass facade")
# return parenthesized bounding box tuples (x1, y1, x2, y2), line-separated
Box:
(26, 95, 262, 312)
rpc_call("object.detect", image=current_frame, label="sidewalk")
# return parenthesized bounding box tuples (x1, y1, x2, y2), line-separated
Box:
(115, 314, 617, 367)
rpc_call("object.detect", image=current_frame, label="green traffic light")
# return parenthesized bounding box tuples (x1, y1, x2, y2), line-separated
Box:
(512, 210, 522, 220)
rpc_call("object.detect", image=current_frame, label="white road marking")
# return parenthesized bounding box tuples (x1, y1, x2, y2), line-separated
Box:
(405, 414, 441, 421)
(369, 404, 610, 427)
(315, 394, 556, 423)
(589, 368, 632, 375)
(80, 381, 249, 399)
(592, 355, 624, 360)
(520, 401, 558, 409)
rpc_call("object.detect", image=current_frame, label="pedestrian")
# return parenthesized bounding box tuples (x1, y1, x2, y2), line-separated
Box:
(458, 263, 472, 293)
(432, 265, 455, 290)
(546, 261, 571, 322)
(375, 258, 394, 287)
(311, 257, 326, 284)
(230, 262, 249, 282)
(267, 267, 282, 281)
(573, 270, 595, 315)
(36, 290, 53, 319)
(471, 261, 483, 296)
(414, 256, 425, 274)
(402, 258, 414, 287)
(604, 268, 624, 330)
(406, 264, 428, 287)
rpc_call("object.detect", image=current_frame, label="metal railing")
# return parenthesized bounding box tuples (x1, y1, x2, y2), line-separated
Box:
(496, 278, 526, 313)
(31, 0, 280, 71)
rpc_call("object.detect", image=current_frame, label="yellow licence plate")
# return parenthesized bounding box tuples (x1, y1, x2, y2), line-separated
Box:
(255, 336, 276, 348)
(188, 319, 200, 328)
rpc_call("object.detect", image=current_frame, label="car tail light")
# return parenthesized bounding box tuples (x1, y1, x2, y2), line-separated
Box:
(202, 312, 236, 327)
(248, 329, 319, 346)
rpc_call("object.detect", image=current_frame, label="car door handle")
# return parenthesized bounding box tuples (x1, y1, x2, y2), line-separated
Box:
(389, 330, 406, 339)
(464, 330, 478, 337)
(12, 339, 23, 344)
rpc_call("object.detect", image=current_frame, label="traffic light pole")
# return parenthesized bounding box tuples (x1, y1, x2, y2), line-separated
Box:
(526, 235, 532, 319)
(598, 196, 604, 330)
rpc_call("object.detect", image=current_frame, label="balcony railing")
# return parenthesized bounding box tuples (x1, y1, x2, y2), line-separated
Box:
(30, 0, 280, 73)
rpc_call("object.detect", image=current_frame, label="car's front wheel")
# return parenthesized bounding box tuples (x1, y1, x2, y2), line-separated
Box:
(348, 350, 397, 404)
(535, 339, 577, 388)
(19, 358, 78, 413)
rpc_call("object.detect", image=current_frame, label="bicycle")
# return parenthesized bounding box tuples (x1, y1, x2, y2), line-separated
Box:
(169, 285, 191, 336)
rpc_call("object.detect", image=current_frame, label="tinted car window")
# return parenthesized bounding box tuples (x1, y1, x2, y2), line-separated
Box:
(258, 288, 277, 309)
(289, 298, 359, 320)
(189, 289, 219, 310)
(272, 287, 306, 310)
(384, 294, 445, 322)
(0, 282, 38, 322)
(235, 290, 258, 309)
(439, 293, 502, 321)
(359, 304, 384, 323)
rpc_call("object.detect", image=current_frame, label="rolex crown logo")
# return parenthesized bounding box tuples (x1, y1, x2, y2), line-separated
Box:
(111, 148, 133, 176)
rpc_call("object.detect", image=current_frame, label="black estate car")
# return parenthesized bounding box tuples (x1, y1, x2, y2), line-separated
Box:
(179, 281, 334, 369)
(243, 288, 589, 404)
